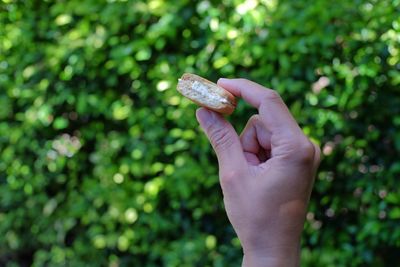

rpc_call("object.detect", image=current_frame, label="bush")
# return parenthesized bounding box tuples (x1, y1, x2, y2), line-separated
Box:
(1, 0, 399, 266)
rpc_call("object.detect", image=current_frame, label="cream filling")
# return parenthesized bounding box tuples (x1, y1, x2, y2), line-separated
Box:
(191, 81, 229, 104)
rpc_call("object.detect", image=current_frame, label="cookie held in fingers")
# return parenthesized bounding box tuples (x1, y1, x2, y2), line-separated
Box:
(177, 73, 236, 115)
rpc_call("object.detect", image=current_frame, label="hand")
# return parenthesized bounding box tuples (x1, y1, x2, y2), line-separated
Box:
(196, 78, 320, 267)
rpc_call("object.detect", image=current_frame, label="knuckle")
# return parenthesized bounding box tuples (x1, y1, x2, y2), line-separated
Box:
(313, 142, 322, 163)
(263, 90, 281, 101)
(220, 169, 243, 188)
(209, 127, 235, 152)
(293, 139, 316, 164)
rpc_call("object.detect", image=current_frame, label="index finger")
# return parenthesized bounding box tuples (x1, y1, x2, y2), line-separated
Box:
(217, 78, 301, 133)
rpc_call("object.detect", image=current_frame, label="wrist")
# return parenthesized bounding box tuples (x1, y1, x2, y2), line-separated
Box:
(242, 245, 300, 267)
(239, 206, 306, 266)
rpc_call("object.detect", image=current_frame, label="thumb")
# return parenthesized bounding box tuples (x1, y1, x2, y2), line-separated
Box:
(196, 108, 245, 173)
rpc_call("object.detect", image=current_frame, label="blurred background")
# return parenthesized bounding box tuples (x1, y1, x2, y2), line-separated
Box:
(1, 0, 400, 266)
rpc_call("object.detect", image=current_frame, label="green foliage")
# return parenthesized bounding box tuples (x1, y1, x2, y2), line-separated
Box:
(1, 0, 400, 266)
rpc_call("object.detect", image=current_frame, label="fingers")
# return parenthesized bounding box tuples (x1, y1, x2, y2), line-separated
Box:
(218, 78, 320, 168)
(217, 78, 301, 134)
(240, 115, 272, 165)
(196, 108, 246, 174)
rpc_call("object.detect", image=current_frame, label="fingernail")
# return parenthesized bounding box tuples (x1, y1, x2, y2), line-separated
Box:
(218, 78, 230, 83)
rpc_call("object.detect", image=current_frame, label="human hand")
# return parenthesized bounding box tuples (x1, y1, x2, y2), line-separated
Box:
(196, 78, 320, 267)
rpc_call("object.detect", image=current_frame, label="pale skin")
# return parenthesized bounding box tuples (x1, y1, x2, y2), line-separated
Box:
(195, 78, 321, 267)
